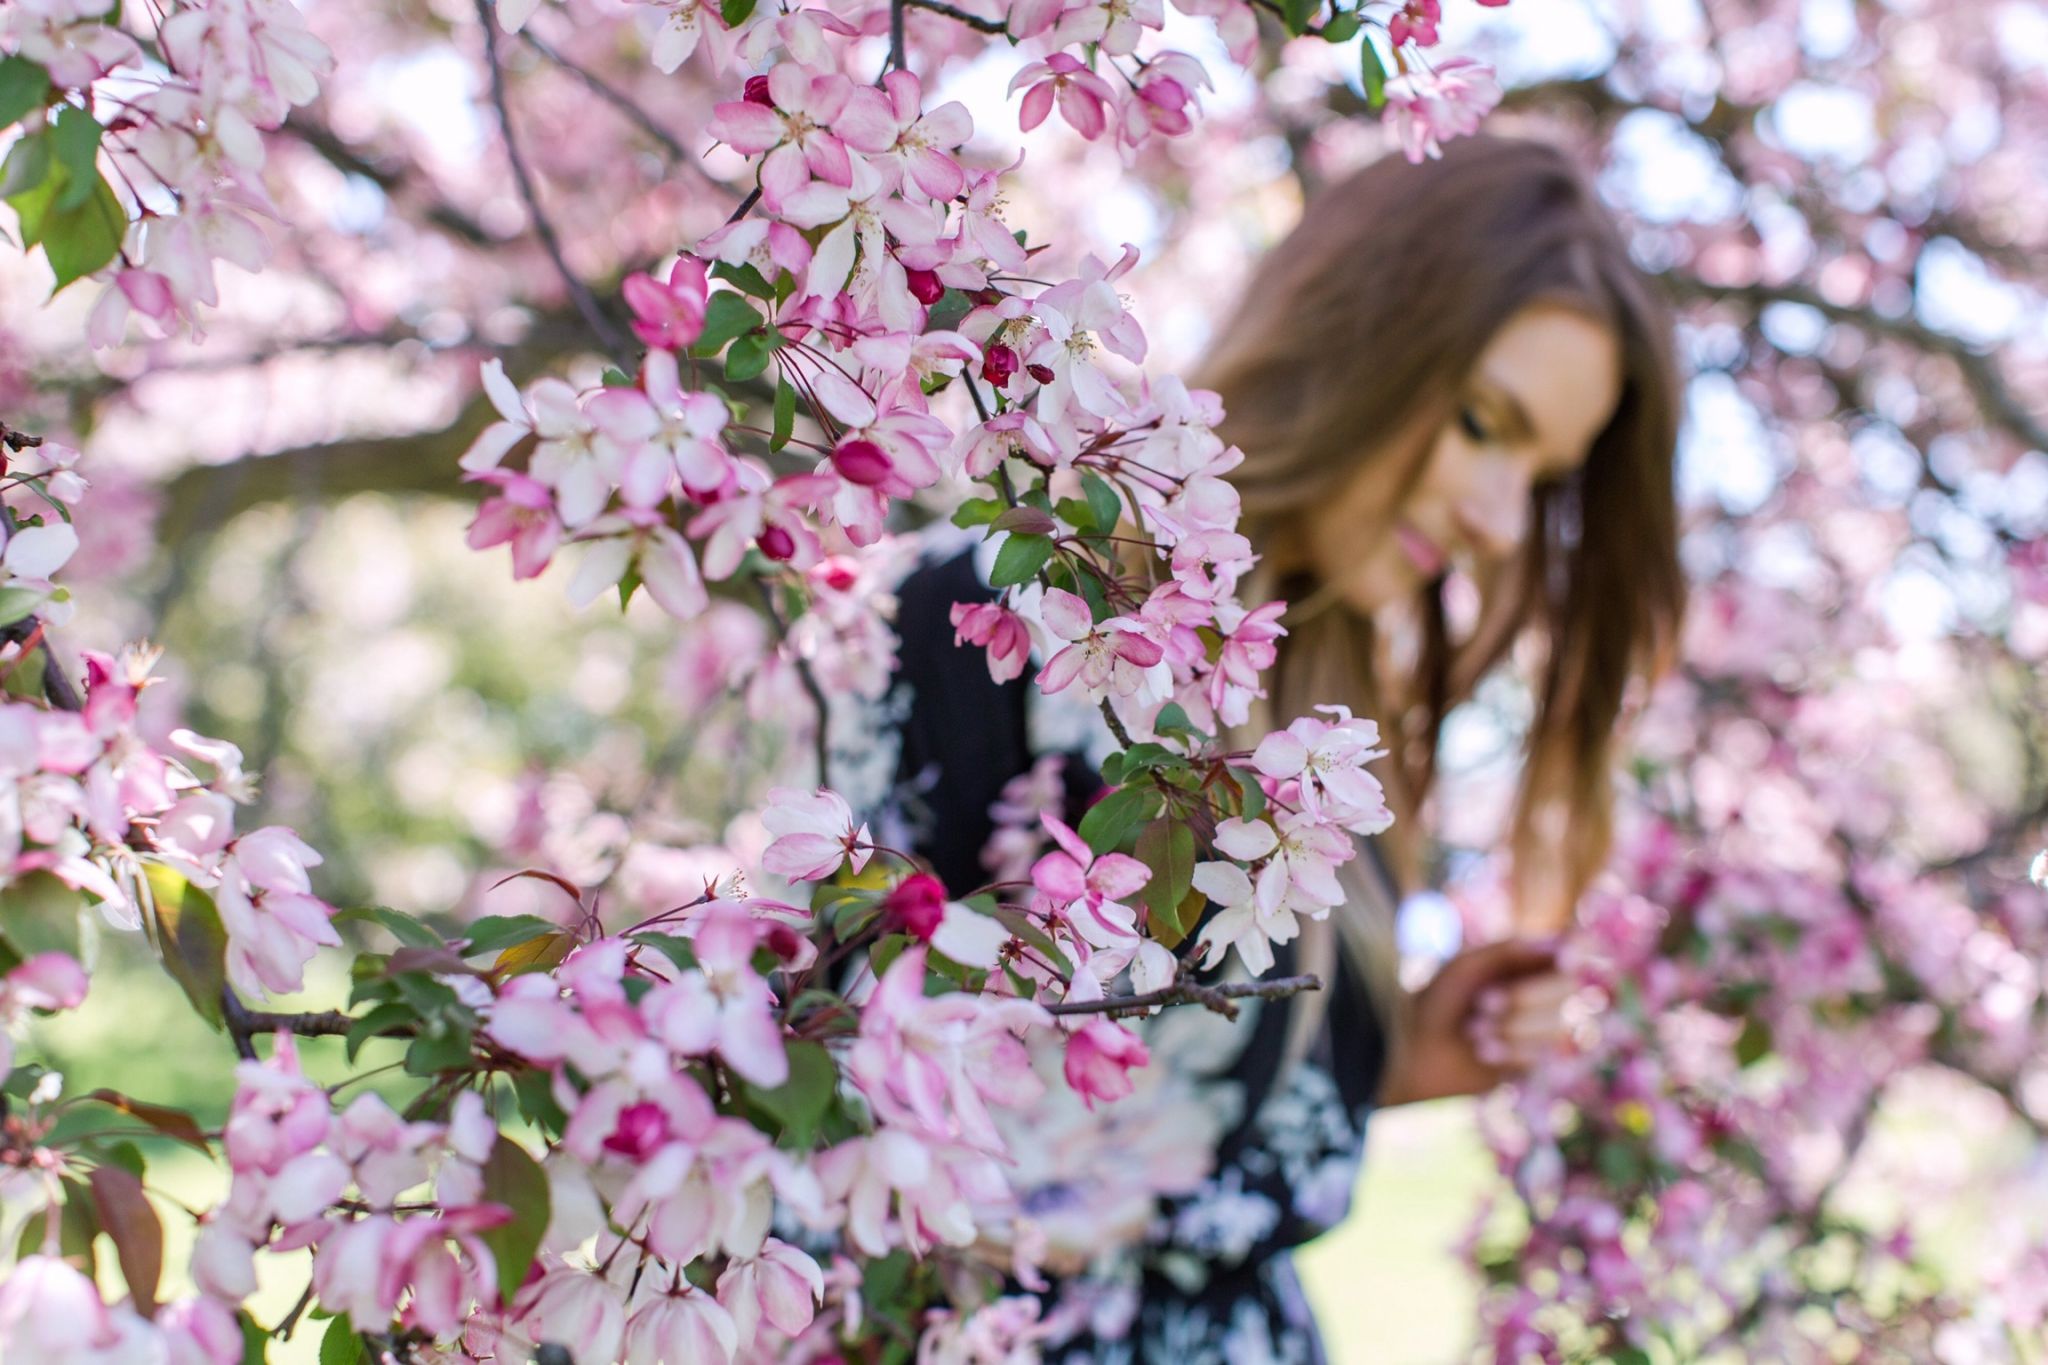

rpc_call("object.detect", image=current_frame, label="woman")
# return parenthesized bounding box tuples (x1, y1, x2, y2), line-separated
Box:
(882, 134, 1683, 1361)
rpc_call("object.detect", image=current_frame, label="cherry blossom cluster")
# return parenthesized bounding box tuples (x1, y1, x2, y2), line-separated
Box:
(1471, 572, 2048, 1362)
(0, 641, 340, 998)
(486, 0, 1507, 164)
(0, 0, 334, 342)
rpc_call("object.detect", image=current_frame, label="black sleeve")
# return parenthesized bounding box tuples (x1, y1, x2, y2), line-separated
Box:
(890, 548, 1106, 897)
(891, 549, 1035, 897)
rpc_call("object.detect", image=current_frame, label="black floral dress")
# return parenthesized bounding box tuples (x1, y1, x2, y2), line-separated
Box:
(868, 544, 1388, 1365)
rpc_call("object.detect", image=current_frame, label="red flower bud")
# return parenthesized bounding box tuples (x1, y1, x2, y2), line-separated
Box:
(1026, 363, 1056, 385)
(744, 75, 775, 108)
(831, 438, 893, 487)
(758, 525, 797, 561)
(882, 873, 948, 941)
(904, 267, 945, 305)
(982, 344, 1020, 388)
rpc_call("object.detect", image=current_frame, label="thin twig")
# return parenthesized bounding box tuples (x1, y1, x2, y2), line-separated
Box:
(517, 29, 693, 168)
(900, 0, 1008, 32)
(754, 578, 834, 789)
(727, 186, 762, 225)
(888, 0, 908, 73)
(1045, 972, 1322, 1021)
(475, 0, 633, 368)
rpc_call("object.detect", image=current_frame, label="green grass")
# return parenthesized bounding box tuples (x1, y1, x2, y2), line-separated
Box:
(1299, 1100, 1492, 1365)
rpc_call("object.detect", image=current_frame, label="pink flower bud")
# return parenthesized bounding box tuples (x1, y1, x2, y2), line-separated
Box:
(904, 267, 945, 305)
(757, 525, 797, 561)
(831, 439, 893, 487)
(883, 873, 949, 940)
(982, 344, 1021, 388)
(1026, 362, 1055, 385)
(744, 75, 774, 107)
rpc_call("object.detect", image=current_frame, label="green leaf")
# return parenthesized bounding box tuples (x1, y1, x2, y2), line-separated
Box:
(738, 1040, 836, 1149)
(50, 106, 102, 212)
(1734, 1017, 1773, 1067)
(334, 905, 444, 950)
(319, 1313, 364, 1365)
(142, 865, 229, 1029)
(1136, 819, 1197, 940)
(1053, 496, 1099, 536)
(1361, 35, 1389, 110)
(771, 377, 796, 451)
(725, 330, 774, 383)
(403, 1020, 474, 1077)
(600, 366, 633, 388)
(0, 130, 49, 207)
(41, 168, 122, 292)
(343, 1001, 415, 1062)
(238, 1311, 269, 1365)
(460, 914, 560, 959)
(630, 932, 698, 972)
(988, 532, 1055, 588)
(691, 292, 763, 356)
(1152, 702, 1194, 737)
(950, 497, 1003, 529)
(1081, 473, 1122, 536)
(1077, 785, 1159, 856)
(722, 0, 759, 24)
(1319, 9, 1359, 40)
(0, 57, 49, 130)
(89, 1164, 162, 1318)
(710, 258, 773, 299)
(96, 1140, 146, 1180)
(0, 586, 46, 628)
(478, 1137, 551, 1304)
(1229, 766, 1267, 821)
(1279, 0, 1317, 35)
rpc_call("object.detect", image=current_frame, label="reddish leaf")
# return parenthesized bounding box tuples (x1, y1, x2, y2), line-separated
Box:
(89, 1164, 162, 1318)
(82, 1090, 211, 1155)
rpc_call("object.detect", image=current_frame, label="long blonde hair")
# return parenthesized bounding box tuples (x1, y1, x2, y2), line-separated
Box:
(1199, 136, 1685, 1056)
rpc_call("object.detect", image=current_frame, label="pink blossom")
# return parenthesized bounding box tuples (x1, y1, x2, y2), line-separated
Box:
(760, 786, 871, 882)
(623, 1286, 740, 1364)
(836, 70, 974, 202)
(1008, 54, 1117, 141)
(1190, 857, 1299, 977)
(716, 1238, 825, 1349)
(1031, 814, 1150, 949)
(624, 257, 711, 351)
(465, 470, 565, 580)
(844, 947, 1048, 1149)
(950, 600, 1032, 683)
(0, 1255, 119, 1358)
(1250, 705, 1393, 834)
(1036, 589, 1165, 701)
(708, 64, 857, 211)
(1383, 57, 1502, 163)
(1062, 1017, 1149, 1108)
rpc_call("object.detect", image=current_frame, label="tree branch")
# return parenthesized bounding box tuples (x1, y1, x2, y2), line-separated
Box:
(517, 29, 694, 170)
(475, 0, 634, 370)
(899, 0, 1007, 33)
(1045, 972, 1322, 1021)
(281, 115, 494, 248)
(1666, 275, 2048, 455)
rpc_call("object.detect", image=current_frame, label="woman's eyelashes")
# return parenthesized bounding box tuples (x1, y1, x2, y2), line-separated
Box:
(1457, 403, 1493, 445)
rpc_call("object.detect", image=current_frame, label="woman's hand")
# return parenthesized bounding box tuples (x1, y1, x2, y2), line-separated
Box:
(1379, 937, 1576, 1106)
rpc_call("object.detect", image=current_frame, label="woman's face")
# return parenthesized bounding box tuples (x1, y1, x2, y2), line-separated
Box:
(1298, 304, 1624, 616)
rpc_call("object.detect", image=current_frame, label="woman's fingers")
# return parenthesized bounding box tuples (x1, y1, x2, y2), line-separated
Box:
(1466, 971, 1600, 1071)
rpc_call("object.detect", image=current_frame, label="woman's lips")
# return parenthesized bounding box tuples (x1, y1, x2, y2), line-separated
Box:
(1396, 523, 1447, 576)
